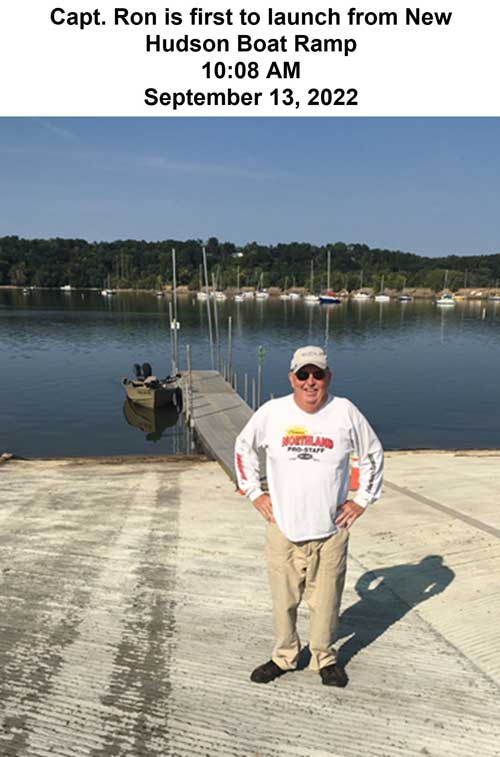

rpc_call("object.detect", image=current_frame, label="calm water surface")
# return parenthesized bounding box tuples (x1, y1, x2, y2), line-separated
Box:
(1, 289, 499, 456)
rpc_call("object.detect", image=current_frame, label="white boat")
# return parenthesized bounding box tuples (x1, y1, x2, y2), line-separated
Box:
(304, 259, 320, 303)
(436, 293, 456, 306)
(101, 275, 115, 296)
(255, 273, 269, 299)
(234, 265, 244, 301)
(195, 266, 209, 300)
(279, 277, 291, 300)
(351, 270, 369, 300)
(397, 277, 413, 302)
(289, 292, 301, 300)
(374, 276, 390, 302)
(436, 270, 456, 306)
(60, 284, 72, 291)
(210, 265, 227, 301)
(352, 291, 371, 301)
(242, 290, 254, 299)
(488, 280, 500, 301)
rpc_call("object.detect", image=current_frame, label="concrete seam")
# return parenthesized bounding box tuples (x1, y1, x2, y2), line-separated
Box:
(384, 479, 500, 540)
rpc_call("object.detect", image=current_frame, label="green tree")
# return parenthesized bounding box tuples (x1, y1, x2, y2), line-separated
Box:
(9, 261, 28, 286)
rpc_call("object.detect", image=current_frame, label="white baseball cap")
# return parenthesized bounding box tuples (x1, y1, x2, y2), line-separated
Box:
(290, 345, 328, 373)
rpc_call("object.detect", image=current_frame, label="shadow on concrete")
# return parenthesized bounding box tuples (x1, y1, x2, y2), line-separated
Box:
(336, 555, 455, 667)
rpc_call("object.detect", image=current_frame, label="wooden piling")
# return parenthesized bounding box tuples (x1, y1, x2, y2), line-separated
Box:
(212, 273, 221, 373)
(227, 316, 233, 384)
(202, 246, 214, 369)
(172, 248, 179, 372)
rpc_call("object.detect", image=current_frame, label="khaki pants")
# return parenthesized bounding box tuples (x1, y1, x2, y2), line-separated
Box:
(265, 522, 349, 672)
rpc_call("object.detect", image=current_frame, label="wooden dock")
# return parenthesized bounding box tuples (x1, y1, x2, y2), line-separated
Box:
(181, 370, 265, 483)
(180, 370, 250, 481)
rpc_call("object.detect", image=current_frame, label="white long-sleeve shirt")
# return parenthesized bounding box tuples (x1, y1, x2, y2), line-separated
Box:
(234, 394, 384, 541)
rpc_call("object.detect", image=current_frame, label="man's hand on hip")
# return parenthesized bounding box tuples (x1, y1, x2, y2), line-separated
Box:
(335, 500, 365, 530)
(252, 493, 275, 523)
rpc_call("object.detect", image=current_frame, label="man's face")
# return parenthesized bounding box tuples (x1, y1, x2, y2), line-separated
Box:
(289, 364, 331, 413)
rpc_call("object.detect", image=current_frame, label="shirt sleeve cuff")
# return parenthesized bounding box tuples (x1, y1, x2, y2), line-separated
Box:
(352, 493, 371, 508)
(248, 488, 265, 502)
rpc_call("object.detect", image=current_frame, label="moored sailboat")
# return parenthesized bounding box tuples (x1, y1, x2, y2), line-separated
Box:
(304, 259, 320, 303)
(436, 270, 456, 306)
(374, 275, 390, 302)
(488, 280, 500, 302)
(319, 249, 341, 303)
(234, 265, 244, 301)
(255, 272, 270, 299)
(279, 276, 291, 300)
(101, 274, 115, 296)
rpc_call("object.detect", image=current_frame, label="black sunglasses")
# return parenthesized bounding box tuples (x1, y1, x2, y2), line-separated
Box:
(295, 368, 327, 381)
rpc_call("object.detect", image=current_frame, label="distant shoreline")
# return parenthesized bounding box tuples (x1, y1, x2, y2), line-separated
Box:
(2, 285, 498, 300)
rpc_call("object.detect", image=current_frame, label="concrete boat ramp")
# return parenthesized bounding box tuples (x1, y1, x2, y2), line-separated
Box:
(1, 447, 500, 756)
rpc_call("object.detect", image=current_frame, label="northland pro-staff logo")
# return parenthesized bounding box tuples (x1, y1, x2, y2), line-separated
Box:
(282, 427, 334, 461)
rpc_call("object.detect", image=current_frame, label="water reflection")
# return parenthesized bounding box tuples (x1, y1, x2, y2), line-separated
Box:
(123, 399, 179, 442)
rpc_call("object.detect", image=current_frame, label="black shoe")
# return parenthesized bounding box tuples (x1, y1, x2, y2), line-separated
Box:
(319, 663, 348, 688)
(250, 660, 287, 684)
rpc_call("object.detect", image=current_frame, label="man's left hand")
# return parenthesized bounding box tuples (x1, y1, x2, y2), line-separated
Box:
(335, 500, 365, 530)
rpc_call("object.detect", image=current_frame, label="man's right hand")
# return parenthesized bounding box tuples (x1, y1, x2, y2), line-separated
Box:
(252, 493, 275, 523)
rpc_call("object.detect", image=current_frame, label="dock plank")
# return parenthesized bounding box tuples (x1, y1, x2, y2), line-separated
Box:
(182, 370, 266, 484)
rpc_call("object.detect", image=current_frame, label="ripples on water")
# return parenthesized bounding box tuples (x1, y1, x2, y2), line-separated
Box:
(1, 290, 499, 456)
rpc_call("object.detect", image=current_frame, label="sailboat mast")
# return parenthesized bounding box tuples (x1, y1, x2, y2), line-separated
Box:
(171, 248, 178, 373)
(327, 249, 331, 291)
(211, 272, 221, 372)
(202, 246, 214, 369)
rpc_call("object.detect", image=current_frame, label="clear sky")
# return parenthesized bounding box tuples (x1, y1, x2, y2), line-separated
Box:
(1, 117, 499, 258)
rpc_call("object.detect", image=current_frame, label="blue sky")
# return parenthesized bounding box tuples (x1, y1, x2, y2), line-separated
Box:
(1, 117, 499, 258)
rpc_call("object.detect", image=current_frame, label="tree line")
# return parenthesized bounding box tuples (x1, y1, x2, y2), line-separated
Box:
(1, 235, 499, 292)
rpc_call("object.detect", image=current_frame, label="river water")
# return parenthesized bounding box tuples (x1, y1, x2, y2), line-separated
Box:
(1, 289, 499, 457)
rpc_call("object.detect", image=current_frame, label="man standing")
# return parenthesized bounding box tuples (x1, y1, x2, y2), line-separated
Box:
(234, 346, 384, 687)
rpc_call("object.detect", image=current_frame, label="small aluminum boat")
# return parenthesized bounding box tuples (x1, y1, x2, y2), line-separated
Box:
(122, 362, 182, 410)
